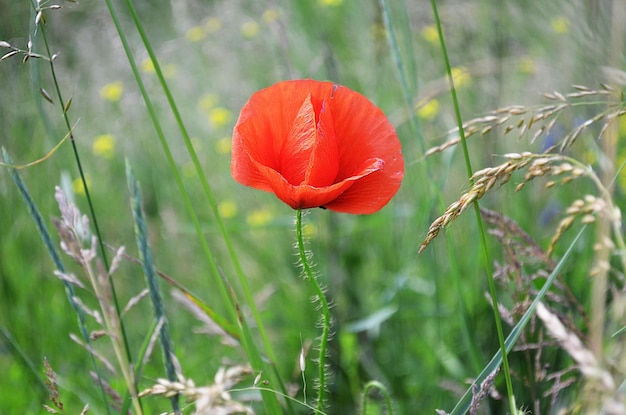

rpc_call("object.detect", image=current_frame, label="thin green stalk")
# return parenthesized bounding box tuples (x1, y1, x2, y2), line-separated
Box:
(378, 0, 422, 152)
(127, 162, 180, 414)
(101, 2, 283, 412)
(380, 0, 484, 389)
(361, 381, 394, 415)
(296, 209, 331, 413)
(30, 2, 136, 403)
(2, 148, 111, 414)
(118, 0, 279, 378)
(449, 227, 587, 415)
(429, 2, 517, 413)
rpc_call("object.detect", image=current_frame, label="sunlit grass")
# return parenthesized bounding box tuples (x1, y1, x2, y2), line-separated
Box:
(0, 0, 624, 414)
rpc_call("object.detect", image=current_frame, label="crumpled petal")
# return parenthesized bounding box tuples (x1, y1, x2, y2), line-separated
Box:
(231, 79, 403, 214)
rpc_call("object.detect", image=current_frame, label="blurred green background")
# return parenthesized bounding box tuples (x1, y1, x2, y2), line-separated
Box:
(1, 0, 624, 413)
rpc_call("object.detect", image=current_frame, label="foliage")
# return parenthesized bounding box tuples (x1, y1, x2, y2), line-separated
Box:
(0, 1, 625, 414)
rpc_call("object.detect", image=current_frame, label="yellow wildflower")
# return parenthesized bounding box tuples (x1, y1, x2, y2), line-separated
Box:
(209, 107, 233, 128)
(92, 134, 115, 159)
(421, 25, 439, 46)
(205, 17, 222, 34)
(100, 81, 123, 102)
(140, 59, 176, 77)
(215, 137, 232, 154)
(302, 222, 318, 239)
(141, 58, 155, 73)
(246, 208, 273, 227)
(451, 66, 471, 88)
(186, 26, 205, 42)
(551, 17, 570, 34)
(218, 200, 238, 219)
(241, 21, 260, 38)
(416, 99, 439, 120)
(72, 176, 92, 196)
(319, 0, 342, 6)
(262, 8, 282, 23)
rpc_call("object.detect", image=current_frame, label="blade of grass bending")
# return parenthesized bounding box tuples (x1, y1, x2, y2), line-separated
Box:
(118, 317, 160, 415)
(28, 3, 134, 371)
(378, 0, 423, 152)
(429, 1, 517, 412)
(2, 148, 112, 414)
(126, 161, 180, 414)
(116, 3, 284, 408)
(28, 2, 137, 405)
(361, 381, 394, 415)
(0, 323, 48, 391)
(380, 0, 484, 396)
(102, 2, 285, 412)
(221, 270, 296, 414)
(448, 226, 587, 415)
(104, 243, 241, 342)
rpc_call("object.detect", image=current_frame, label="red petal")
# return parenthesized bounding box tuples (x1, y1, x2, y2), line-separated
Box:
(231, 80, 404, 214)
(246, 156, 383, 210)
(322, 85, 404, 213)
(305, 98, 339, 187)
(278, 94, 339, 187)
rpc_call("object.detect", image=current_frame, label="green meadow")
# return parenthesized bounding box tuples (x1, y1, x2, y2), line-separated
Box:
(1, 0, 625, 414)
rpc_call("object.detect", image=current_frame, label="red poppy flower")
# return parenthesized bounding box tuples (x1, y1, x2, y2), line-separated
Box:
(231, 79, 404, 214)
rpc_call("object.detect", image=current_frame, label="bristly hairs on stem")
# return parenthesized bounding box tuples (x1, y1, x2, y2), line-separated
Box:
(429, 1, 518, 414)
(296, 209, 332, 413)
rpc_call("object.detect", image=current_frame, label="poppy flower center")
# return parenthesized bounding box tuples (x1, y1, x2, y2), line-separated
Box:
(279, 94, 340, 188)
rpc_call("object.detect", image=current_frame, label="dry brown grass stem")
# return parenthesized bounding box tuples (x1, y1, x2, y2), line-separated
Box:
(424, 84, 624, 158)
(420, 151, 625, 259)
(546, 195, 609, 258)
(419, 152, 575, 253)
(536, 302, 623, 413)
(53, 187, 143, 414)
(139, 365, 255, 415)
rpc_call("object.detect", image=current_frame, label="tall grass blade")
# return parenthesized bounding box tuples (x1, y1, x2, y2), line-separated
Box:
(429, 1, 516, 412)
(379, 0, 483, 398)
(378, 0, 422, 152)
(101, 2, 286, 411)
(28, 0, 136, 395)
(2, 148, 111, 413)
(448, 226, 587, 415)
(361, 381, 394, 415)
(117, 0, 282, 393)
(126, 161, 180, 414)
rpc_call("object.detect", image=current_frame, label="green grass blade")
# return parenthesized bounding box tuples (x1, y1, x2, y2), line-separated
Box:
(378, 0, 423, 152)
(2, 148, 112, 414)
(429, 1, 516, 411)
(126, 161, 180, 413)
(448, 226, 587, 415)
(100, 2, 286, 411)
(361, 381, 394, 415)
(379, 0, 483, 399)
(118, 0, 283, 393)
